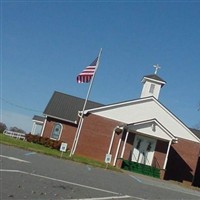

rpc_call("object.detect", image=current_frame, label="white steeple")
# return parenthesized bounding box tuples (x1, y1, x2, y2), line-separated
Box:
(140, 64, 166, 99)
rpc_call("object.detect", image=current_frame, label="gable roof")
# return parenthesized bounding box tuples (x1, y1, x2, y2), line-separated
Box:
(84, 96, 200, 143)
(125, 118, 177, 141)
(43, 91, 104, 123)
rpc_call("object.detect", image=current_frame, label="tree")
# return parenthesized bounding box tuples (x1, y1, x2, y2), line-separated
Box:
(9, 126, 26, 134)
(0, 122, 7, 133)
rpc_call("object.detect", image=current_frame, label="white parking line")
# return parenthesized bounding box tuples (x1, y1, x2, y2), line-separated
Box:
(72, 195, 133, 199)
(24, 152, 37, 156)
(0, 169, 147, 200)
(0, 155, 30, 163)
(128, 173, 200, 198)
(129, 175, 142, 183)
(0, 169, 119, 195)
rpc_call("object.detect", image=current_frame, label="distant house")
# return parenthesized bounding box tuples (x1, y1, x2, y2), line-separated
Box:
(31, 115, 45, 135)
(32, 71, 200, 187)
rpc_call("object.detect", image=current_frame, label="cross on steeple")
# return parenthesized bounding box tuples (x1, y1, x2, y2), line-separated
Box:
(153, 64, 161, 75)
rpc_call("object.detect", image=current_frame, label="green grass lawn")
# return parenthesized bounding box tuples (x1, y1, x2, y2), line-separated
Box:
(0, 133, 120, 171)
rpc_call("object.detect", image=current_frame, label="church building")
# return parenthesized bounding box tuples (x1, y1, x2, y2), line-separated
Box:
(32, 66, 200, 186)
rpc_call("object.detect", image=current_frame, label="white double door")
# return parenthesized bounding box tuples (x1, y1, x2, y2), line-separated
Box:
(132, 135, 156, 166)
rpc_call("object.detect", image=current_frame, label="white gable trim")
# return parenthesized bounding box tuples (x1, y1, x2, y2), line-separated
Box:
(84, 97, 200, 143)
(152, 99, 200, 142)
(126, 118, 177, 141)
(84, 96, 153, 114)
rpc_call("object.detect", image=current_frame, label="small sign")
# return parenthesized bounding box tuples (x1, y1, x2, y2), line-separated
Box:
(105, 154, 112, 164)
(60, 142, 68, 152)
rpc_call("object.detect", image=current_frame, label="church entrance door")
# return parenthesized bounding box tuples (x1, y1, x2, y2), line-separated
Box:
(132, 135, 156, 166)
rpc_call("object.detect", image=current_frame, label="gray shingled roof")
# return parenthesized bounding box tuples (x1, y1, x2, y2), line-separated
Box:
(190, 128, 200, 139)
(32, 115, 45, 122)
(143, 74, 166, 85)
(43, 91, 104, 123)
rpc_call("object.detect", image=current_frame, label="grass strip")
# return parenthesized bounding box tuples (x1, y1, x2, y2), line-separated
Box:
(0, 133, 120, 172)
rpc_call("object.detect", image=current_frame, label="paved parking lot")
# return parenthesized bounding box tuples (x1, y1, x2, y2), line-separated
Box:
(1, 144, 200, 200)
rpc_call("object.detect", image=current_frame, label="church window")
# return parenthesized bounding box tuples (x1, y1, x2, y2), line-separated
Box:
(149, 84, 155, 94)
(51, 123, 62, 140)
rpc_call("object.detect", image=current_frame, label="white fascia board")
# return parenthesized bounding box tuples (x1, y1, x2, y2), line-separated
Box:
(44, 114, 76, 124)
(83, 97, 153, 114)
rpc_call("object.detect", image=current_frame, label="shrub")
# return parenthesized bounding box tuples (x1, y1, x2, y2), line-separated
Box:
(52, 140, 62, 150)
(26, 133, 35, 142)
(25, 134, 62, 150)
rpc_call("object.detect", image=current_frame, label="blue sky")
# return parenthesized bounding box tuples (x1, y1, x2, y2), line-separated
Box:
(1, 1, 200, 132)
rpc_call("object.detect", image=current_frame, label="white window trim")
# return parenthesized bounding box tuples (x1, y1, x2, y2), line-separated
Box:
(149, 84, 155, 94)
(50, 123, 63, 141)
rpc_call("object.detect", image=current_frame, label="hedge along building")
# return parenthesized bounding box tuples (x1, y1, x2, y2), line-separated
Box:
(35, 68, 200, 186)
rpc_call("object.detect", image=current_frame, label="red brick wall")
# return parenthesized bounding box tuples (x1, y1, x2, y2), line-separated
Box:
(75, 114, 121, 163)
(154, 140, 169, 169)
(42, 115, 200, 186)
(42, 117, 77, 149)
(42, 118, 54, 138)
(164, 138, 200, 185)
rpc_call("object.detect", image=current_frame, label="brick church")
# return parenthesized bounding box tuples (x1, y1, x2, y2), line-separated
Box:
(32, 68, 200, 186)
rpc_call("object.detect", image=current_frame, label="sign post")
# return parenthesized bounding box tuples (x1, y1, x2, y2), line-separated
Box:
(60, 142, 68, 158)
(105, 153, 112, 169)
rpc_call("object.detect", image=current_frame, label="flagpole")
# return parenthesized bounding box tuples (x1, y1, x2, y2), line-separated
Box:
(70, 48, 103, 157)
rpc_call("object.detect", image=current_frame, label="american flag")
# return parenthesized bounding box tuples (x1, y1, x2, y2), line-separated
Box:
(77, 57, 98, 83)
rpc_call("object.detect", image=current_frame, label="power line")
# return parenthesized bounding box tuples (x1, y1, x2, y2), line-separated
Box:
(1, 97, 43, 113)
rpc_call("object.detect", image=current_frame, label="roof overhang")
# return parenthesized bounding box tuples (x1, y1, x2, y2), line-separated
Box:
(44, 114, 77, 125)
(125, 118, 177, 142)
(141, 77, 166, 87)
(32, 115, 46, 124)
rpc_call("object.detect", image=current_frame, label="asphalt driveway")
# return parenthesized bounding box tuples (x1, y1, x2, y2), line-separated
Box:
(1, 144, 200, 200)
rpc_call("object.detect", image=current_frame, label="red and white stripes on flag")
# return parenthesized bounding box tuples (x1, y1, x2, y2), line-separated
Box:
(77, 57, 98, 83)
